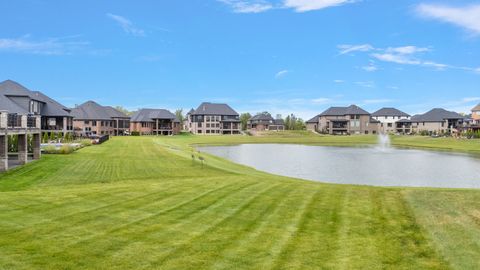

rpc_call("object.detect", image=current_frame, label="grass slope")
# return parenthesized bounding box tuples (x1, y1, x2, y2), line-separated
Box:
(0, 134, 479, 269)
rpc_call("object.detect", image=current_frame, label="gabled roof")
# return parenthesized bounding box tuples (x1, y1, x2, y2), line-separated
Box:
(192, 102, 238, 116)
(104, 106, 129, 119)
(411, 108, 464, 122)
(187, 108, 195, 115)
(130, 108, 177, 122)
(472, 103, 480, 112)
(0, 95, 29, 114)
(249, 112, 274, 121)
(71, 101, 127, 120)
(0, 80, 32, 97)
(30, 91, 71, 117)
(0, 80, 71, 117)
(306, 115, 319, 123)
(320, 105, 370, 116)
(372, 107, 410, 117)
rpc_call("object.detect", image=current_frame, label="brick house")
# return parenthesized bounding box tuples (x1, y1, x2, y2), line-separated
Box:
(71, 101, 130, 136)
(130, 109, 180, 135)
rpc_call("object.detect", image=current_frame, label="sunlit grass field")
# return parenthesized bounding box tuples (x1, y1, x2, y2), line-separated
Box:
(1, 133, 479, 269)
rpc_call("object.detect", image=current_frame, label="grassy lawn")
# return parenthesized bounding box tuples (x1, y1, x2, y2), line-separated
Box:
(0, 133, 479, 269)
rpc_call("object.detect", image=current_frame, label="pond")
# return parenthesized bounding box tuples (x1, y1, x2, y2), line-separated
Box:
(199, 144, 480, 188)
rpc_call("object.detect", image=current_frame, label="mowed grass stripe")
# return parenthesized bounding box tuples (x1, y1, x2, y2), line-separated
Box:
(1, 135, 479, 269)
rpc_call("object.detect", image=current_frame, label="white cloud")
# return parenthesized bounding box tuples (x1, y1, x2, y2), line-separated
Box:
(416, 4, 480, 34)
(311, 98, 332, 104)
(386, 46, 430, 54)
(0, 35, 89, 55)
(355, 81, 375, 88)
(361, 62, 378, 72)
(462, 97, 480, 103)
(217, 0, 357, 13)
(275, 70, 290, 78)
(371, 53, 421, 65)
(217, 0, 273, 13)
(107, 13, 145, 37)
(340, 44, 479, 74)
(338, 44, 373, 55)
(284, 0, 356, 12)
(334, 79, 345, 83)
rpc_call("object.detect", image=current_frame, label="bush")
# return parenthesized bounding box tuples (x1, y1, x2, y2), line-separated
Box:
(42, 145, 58, 154)
(131, 131, 140, 136)
(58, 145, 75, 154)
(80, 139, 93, 147)
(42, 132, 49, 143)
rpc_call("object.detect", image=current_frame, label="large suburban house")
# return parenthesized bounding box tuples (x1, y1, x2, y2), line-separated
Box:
(372, 107, 411, 134)
(71, 101, 130, 136)
(473, 103, 480, 125)
(130, 109, 180, 135)
(411, 108, 465, 134)
(247, 112, 284, 132)
(187, 102, 241, 135)
(0, 80, 73, 136)
(312, 105, 379, 135)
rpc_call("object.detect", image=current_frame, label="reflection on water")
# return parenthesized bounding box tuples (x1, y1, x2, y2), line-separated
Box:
(199, 144, 480, 188)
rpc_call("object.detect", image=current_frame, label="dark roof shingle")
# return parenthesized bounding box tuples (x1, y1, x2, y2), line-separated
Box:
(372, 107, 410, 117)
(192, 102, 238, 116)
(320, 105, 370, 116)
(411, 108, 464, 122)
(0, 80, 71, 117)
(130, 109, 177, 122)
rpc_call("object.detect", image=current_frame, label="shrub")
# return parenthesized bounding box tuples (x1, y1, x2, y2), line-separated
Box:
(58, 145, 75, 154)
(80, 139, 93, 147)
(42, 132, 49, 143)
(42, 145, 58, 154)
(131, 131, 140, 136)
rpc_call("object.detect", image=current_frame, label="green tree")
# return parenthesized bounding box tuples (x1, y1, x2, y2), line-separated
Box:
(42, 132, 49, 143)
(114, 106, 132, 116)
(49, 132, 55, 142)
(284, 115, 291, 130)
(240, 113, 251, 131)
(175, 109, 185, 124)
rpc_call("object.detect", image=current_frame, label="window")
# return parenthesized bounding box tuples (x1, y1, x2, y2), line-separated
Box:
(84, 121, 90, 125)
(92, 121, 97, 126)
(206, 130, 210, 134)
(198, 122, 203, 128)
(387, 123, 392, 127)
(198, 130, 202, 133)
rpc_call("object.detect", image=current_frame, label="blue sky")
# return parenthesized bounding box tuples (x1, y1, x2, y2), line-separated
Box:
(1, 0, 479, 119)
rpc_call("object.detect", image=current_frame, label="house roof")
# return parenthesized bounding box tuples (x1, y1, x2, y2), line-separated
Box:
(411, 108, 464, 122)
(320, 105, 370, 116)
(274, 119, 285, 125)
(306, 115, 319, 123)
(130, 108, 177, 122)
(249, 112, 274, 121)
(372, 107, 410, 117)
(0, 80, 71, 117)
(104, 106, 129, 119)
(472, 103, 480, 112)
(187, 108, 195, 115)
(30, 91, 71, 117)
(71, 101, 128, 120)
(396, 118, 412, 123)
(369, 118, 381, 123)
(192, 102, 238, 116)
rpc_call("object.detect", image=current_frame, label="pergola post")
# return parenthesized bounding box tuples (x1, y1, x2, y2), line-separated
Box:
(32, 133, 41, 160)
(17, 134, 28, 165)
(0, 134, 7, 172)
